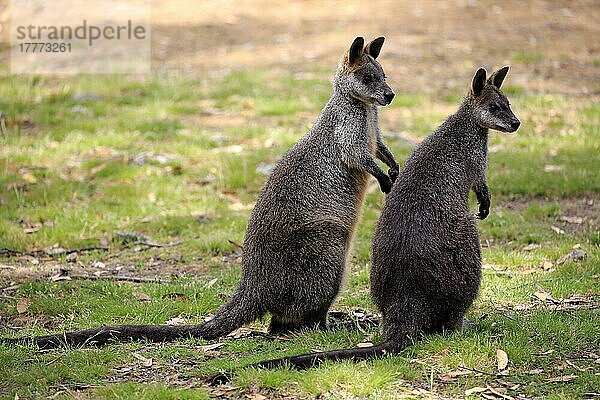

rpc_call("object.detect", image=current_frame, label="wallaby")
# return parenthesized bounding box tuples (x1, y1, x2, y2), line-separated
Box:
(2, 36, 399, 349)
(217, 66, 520, 376)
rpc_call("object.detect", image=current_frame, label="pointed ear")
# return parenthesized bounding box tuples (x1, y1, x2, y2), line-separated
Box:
(472, 67, 487, 96)
(487, 65, 510, 89)
(364, 36, 385, 59)
(348, 36, 365, 65)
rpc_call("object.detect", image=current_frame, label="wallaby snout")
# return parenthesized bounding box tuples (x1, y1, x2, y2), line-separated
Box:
(508, 117, 521, 132)
(384, 90, 395, 105)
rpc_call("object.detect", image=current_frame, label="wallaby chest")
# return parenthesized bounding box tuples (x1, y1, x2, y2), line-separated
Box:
(365, 107, 378, 155)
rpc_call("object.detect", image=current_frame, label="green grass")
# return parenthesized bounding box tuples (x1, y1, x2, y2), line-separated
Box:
(0, 69, 599, 399)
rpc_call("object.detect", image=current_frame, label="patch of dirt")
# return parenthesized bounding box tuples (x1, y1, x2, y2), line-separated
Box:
(147, 0, 600, 96)
(498, 194, 600, 235)
(0, 246, 226, 285)
(1, 0, 598, 96)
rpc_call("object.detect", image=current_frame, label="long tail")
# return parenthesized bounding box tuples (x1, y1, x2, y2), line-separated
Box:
(209, 339, 404, 385)
(1, 290, 263, 349)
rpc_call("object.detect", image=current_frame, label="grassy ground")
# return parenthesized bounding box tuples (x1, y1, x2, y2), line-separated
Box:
(1, 1, 599, 399)
(0, 68, 598, 399)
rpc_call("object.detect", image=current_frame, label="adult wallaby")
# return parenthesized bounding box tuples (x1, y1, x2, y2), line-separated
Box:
(2, 36, 399, 349)
(226, 66, 520, 374)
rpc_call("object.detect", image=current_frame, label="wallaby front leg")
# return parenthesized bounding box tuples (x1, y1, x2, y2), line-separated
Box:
(376, 139, 399, 182)
(343, 148, 392, 194)
(473, 178, 491, 220)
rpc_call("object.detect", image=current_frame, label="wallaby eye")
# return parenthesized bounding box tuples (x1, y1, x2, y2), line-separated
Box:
(363, 74, 375, 84)
(489, 103, 500, 112)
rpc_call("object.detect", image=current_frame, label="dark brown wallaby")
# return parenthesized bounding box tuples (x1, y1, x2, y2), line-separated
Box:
(1, 36, 399, 349)
(210, 66, 520, 380)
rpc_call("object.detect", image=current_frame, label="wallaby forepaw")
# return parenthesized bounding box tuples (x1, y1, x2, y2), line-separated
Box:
(379, 176, 393, 194)
(388, 167, 399, 183)
(477, 204, 490, 220)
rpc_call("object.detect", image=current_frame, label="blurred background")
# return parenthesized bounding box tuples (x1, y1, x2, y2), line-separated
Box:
(3, 0, 597, 91)
(145, 0, 599, 95)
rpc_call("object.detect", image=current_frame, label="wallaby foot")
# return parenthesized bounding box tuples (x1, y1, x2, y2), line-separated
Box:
(269, 308, 328, 335)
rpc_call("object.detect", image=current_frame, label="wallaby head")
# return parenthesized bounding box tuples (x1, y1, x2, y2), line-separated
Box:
(334, 36, 395, 106)
(465, 66, 520, 133)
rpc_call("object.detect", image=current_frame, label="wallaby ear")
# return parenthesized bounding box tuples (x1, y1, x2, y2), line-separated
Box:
(348, 36, 365, 65)
(364, 36, 385, 59)
(472, 68, 487, 96)
(487, 65, 510, 89)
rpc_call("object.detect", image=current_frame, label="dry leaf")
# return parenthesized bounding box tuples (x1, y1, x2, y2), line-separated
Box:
(541, 261, 554, 270)
(50, 273, 71, 282)
(199, 343, 225, 352)
(357, 342, 374, 348)
(497, 349, 509, 371)
(523, 243, 540, 251)
(560, 216, 583, 224)
(526, 368, 544, 374)
(449, 369, 474, 377)
(165, 317, 186, 326)
(565, 360, 589, 372)
(439, 369, 473, 382)
(23, 226, 41, 234)
(550, 225, 565, 235)
(465, 386, 487, 395)
(486, 386, 514, 400)
(21, 172, 38, 184)
(162, 292, 188, 301)
(24, 256, 39, 265)
(132, 352, 153, 367)
(206, 278, 218, 288)
(133, 292, 151, 301)
(534, 291, 552, 302)
(544, 165, 564, 172)
(16, 298, 31, 314)
(513, 303, 534, 311)
(557, 249, 586, 265)
(247, 395, 267, 400)
(546, 374, 578, 383)
(537, 349, 555, 356)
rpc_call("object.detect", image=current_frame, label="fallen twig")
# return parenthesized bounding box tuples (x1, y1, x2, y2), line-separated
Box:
(0, 246, 109, 258)
(458, 365, 496, 376)
(114, 231, 185, 249)
(67, 274, 169, 284)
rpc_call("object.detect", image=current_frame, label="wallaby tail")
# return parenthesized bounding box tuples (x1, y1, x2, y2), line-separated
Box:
(1, 289, 263, 350)
(209, 339, 404, 385)
(255, 339, 402, 369)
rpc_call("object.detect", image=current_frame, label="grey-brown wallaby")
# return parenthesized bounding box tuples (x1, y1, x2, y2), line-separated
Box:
(2, 36, 399, 349)
(218, 66, 520, 377)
